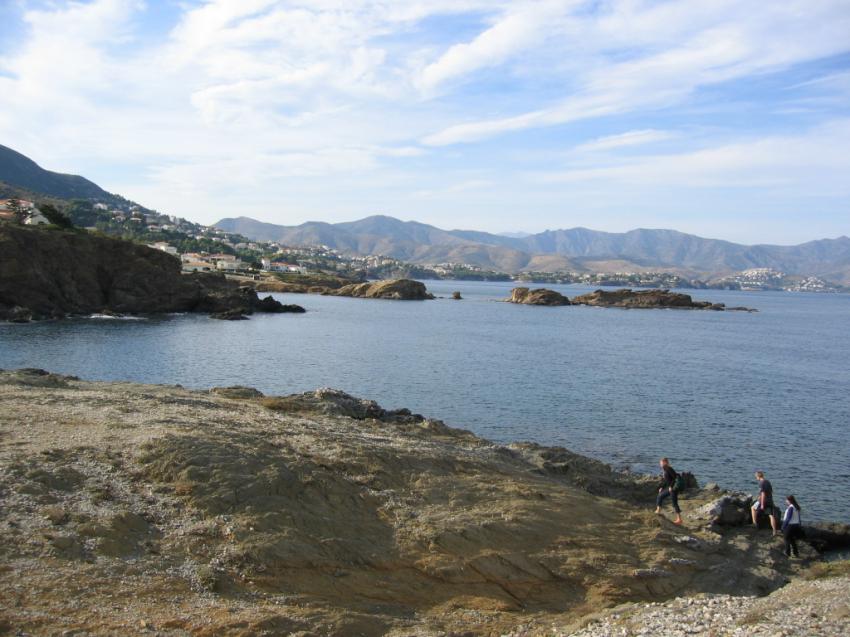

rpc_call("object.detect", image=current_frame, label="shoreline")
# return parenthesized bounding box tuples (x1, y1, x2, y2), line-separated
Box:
(1, 368, 848, 635)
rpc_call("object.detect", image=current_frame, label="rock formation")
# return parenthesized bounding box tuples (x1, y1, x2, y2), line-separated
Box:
(572, 288, 750, 310)
(0, 224, 304, 321)
(507, 287, 571, 305)
(331, 278, 434, 300)
(0, 368, 835, 636)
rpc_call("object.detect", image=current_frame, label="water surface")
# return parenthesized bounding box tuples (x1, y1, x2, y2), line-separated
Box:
(2, 281, 848, 522)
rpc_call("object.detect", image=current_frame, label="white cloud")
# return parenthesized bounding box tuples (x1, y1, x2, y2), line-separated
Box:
(575, 130, 677, 153)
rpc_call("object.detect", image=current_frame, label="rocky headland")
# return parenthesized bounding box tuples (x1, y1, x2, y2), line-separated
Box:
(1, 369, 846, 636)
(0, 224, 303, 321)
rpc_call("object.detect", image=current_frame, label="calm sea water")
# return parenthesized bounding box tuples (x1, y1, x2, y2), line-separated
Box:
(1, 281, 848, 522)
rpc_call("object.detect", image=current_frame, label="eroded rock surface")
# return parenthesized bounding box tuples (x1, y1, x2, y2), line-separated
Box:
(331, 278, 434, 300)
(0, 369, 832, 636)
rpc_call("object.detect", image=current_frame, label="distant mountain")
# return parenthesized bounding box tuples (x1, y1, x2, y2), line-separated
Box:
(0, 144, 116, 202)
(215, 215, 850, 283)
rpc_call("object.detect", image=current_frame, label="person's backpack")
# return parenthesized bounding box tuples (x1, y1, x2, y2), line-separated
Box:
(673, 473, 685, 492)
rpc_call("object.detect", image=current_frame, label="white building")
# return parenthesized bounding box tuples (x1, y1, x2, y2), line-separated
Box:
(148, 242, 178, 255)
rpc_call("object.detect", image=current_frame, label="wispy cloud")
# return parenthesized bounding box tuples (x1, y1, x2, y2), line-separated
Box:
(575, 130, 677, 153)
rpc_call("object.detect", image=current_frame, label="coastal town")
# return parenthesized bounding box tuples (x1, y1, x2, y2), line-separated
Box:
(1, 196, 845, 292)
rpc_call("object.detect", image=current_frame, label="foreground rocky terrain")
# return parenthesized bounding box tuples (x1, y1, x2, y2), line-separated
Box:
(0, 369, 845, 636)
(0, 224, 301, 321)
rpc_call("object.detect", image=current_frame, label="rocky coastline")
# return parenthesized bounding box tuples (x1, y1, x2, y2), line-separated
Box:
(0, 369, 846, 636)
(0, 224, 304, 321)
(253, 276, 434, 300)
(507, 286, 758, 311)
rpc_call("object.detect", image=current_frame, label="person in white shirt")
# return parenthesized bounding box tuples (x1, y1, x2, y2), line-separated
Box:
(781, 495, 803, 558)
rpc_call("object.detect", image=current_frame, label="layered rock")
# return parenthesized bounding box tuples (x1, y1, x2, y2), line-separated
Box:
(0, 224, 303, 320)
(573, 288, 737, 310)
(0, 369, 824, 636)
(507, 287, 571, 305)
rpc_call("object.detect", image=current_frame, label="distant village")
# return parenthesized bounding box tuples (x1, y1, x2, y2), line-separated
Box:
(0, 197, 843, 293)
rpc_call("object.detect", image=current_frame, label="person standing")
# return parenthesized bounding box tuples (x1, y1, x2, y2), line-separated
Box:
(655, 457, 683, 525)
(781, 495, 803, 557)
(751, 471, 779, 534)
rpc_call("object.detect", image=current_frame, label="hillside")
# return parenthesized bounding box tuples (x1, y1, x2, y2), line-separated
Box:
(0, 369, 830, 636)
(216, 215, 850, 283)
(0, 144, 115, 202)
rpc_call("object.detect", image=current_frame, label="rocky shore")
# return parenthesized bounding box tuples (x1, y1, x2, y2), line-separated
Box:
(506, 286, 757, 311)
(1, 369, 846, 636)
(0, 225, 303, 321)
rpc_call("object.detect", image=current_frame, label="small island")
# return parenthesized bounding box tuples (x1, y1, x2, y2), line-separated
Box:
(507, 286, 757, 311)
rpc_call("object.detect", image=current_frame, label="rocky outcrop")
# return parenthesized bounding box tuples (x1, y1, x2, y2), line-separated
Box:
(507, 287, 571, 305)
(330, 278, 434, 300)
(572, 288, 752, 310)
(0, 369, 825, 636)
(0, 224, 304, 320)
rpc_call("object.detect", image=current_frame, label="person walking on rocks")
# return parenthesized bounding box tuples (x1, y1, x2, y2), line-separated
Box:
(655, 457, 683, 525)
(751, 471, 779, 535)
(781, 495, 803, 557)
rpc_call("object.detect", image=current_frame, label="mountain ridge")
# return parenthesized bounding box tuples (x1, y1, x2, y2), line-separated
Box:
(215, 215, 850, 283)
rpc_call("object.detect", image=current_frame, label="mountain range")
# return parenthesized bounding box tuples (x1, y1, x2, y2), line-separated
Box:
(215, 215, 850, 284)
(1, 143, 847, 285)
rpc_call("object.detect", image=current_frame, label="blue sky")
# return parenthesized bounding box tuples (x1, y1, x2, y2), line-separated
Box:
(1, 0, 849, 244)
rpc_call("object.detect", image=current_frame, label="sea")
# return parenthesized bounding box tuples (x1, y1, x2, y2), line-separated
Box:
(2, 281, 848, 523)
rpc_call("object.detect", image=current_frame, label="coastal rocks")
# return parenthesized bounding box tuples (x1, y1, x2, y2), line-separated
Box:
(209, 309, 249, 320)
(0, 224, 303, 321)
(260, 387, 427, 424)
(331, 278, 434, 300)
(506, 287, 571, 306)
(572, 288, 729, 309)
(803, 523, 850, 553)
(699, 494, 753, 526)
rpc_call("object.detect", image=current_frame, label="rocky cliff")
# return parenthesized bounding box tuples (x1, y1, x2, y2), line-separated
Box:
(331, 278, 434, 300)
(0, 224, 300, 320)
(1, 369, 840, 636)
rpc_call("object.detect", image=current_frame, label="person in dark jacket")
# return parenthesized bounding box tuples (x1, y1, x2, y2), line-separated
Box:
(781, 495, 803, 557)
(751, 471, 779, 535)
(654, 457, 683, 525)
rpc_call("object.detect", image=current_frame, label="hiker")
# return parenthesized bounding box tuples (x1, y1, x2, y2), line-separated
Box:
(751, 471, 779, 534)
(655, 457, 683, 525)
(781, 495, 803, 557)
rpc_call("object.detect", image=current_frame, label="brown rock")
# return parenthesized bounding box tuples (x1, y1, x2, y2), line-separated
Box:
(506, 287, 571, 306)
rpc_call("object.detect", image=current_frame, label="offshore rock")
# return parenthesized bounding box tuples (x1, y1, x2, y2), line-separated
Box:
(331, 278, 434, 300)
(506, 287, 571, 306)
(0, 224, 302, 320)
(572, 288, 748, 310)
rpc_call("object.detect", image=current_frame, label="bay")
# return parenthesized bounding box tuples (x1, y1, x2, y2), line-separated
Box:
(1, 281, 848, 522)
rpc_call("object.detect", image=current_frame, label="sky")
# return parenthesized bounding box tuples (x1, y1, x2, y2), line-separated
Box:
(1, 0, 849, 244)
